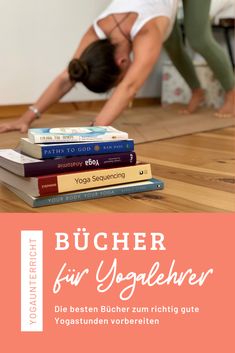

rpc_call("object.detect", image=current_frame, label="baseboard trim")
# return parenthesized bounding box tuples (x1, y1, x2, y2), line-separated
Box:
(0, 97, 160, 119)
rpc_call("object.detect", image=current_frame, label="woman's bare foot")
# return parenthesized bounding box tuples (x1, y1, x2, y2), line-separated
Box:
(215, 88, 235, 118)
(179, 88, 205, 114)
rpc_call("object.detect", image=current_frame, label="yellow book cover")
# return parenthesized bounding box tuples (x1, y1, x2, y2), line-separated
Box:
(57, 163, 152, 193)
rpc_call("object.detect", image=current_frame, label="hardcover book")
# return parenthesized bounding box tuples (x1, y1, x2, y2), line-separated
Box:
(4, 178, 163, 207)
(28, 126, 129, 143)
(0, 163, 152, 196)
(0, 149, 136, 177)
(20, 138, 134, 159)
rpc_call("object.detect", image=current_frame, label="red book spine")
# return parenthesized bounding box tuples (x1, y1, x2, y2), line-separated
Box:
(38, 175, 59, 195)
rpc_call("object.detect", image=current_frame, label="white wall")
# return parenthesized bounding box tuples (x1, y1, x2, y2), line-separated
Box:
(0, 0, 163, 105)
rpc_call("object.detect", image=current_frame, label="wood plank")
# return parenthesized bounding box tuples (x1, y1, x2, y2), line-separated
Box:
(137, 158, 235, 193)
(128, 192, 223, 212)
(159, 135, 234, 152)
(135, 141, 235, 170)
(195, 132, 235, 141)
(209, 127, 235, 136)
(137, 156, 235, 177)
(153, 165, 235, 193)
(159, 177, 235, 211)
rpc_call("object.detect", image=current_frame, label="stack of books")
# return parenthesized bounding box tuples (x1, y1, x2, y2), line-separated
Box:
(0, 126, 164, 207)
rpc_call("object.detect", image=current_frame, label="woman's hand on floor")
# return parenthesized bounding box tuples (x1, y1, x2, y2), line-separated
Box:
(0, 118, 30, 133)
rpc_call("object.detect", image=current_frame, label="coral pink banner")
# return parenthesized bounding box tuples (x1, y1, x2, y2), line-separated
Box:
(1, 213, 234, 352)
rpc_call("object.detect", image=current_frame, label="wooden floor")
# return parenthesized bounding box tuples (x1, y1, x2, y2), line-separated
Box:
(0, 109, 234, 212)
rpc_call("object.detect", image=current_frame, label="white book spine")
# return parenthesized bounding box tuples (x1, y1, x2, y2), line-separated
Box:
(29, 133, 128, 144)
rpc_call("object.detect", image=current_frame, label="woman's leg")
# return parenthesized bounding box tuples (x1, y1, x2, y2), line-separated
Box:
(164, 20, 205, 113)
(183, 0, 235, 116)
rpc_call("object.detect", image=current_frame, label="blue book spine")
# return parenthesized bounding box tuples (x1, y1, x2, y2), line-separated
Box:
(34, 179, 164, 207)
(41, 140, 134, 159)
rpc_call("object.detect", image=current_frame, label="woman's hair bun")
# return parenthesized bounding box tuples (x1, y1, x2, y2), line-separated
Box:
(68, 59, 89, 82)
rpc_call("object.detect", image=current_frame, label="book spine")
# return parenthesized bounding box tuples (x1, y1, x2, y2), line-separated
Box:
(41, 140, 134, 159)
(34, 180, 160, 207)
(38, 175, 59, 195)
(30, 133, 128, 143)
(24, 152, 136, 177)
(37, 164, 152, 196)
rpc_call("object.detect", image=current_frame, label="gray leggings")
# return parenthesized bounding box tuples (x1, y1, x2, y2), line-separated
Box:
(164, 0, 234, 92)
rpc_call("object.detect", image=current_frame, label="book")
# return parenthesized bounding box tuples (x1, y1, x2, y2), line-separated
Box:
(4, 178, 164, 207)
(28, 126, 128, 143)
(0, 163, 152, 196)
(20, 138, 134, 159)
(0, 149, 136, 177)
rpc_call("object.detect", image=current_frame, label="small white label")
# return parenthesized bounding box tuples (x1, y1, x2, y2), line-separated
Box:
(21, 230, 43, 332)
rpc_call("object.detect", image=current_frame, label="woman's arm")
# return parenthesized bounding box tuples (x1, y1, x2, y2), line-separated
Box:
(0, 70, 74, 133)
(94, 25, 164, 126)
(0, 27, 98, 133)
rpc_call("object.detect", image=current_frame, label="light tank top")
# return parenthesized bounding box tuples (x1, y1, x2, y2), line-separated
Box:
(93, 0, 179, 42)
